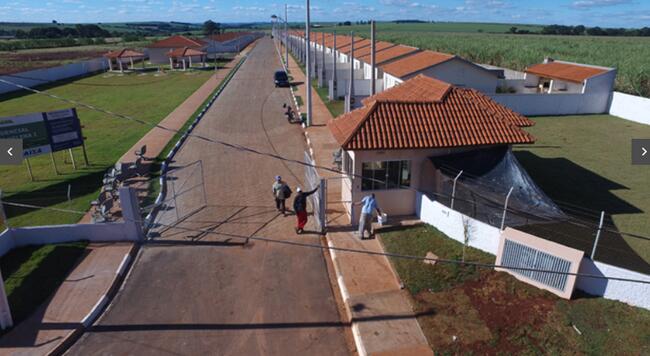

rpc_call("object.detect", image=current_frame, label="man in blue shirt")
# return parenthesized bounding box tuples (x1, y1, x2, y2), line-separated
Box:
(355, 193, 382, 239)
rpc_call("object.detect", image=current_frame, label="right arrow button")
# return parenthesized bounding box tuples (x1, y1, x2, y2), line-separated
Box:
(632, 139, 650, 165)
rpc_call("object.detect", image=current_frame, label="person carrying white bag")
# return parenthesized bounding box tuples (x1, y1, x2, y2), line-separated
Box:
(354, 193, 382, 240)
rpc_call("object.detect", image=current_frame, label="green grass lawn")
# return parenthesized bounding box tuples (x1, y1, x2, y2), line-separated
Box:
(513, 115, 650, 264)
(0, 241, 88, 331)
(0, 69, 213, 227)
(380, 224, 650, 354)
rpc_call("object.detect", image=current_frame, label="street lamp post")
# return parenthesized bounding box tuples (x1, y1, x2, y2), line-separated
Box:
(305, 0, 312, 127)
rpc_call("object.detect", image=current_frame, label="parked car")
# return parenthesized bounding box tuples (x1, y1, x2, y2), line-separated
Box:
(274, 70, 290, 87)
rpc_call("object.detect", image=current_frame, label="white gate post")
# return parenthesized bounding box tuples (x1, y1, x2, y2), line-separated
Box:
(590, 211, 605, 260)
(319, 178, 327, 233)
(119, 187, 144, 241)
(500, 187, 514, 231)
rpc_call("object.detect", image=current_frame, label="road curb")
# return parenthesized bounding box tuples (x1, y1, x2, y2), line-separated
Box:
(49, 243, 140, 356)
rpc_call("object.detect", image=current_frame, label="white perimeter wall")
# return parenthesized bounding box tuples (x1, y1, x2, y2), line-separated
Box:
(0, 58, 107, 95)
(576, 258, 650, 309)
(488, 92, 610, 116)
(415, 191, 650, 310)
(415, 192, 501, 254)
(609, 91, 650, 125)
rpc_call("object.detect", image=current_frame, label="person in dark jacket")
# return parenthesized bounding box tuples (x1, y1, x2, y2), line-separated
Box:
(293, 186, 319, 234)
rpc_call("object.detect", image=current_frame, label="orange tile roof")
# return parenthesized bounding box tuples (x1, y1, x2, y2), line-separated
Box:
(148, 35, 206, 48)
(353, 41, 397, 58)
(328, 75, 535, 150)
(104, 48, 145, 58)
(207, 32, 252, 42)
(167, 47, 207, 57)
(338, 39, 371, 55)
(357, 45, 418, 65)
(525, 61, 609, 83)
(381, 50, 454, 78)
(361, 75, 452, 104)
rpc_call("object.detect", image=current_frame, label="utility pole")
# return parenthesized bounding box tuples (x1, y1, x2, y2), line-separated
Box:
(332, 30, 337, 97)
(285, 4, 289, 67)
(370, 20, 376, 95)
(320, 31, 325, 87)
(305, 0, 312, 126)
(346, 31, 354, 113)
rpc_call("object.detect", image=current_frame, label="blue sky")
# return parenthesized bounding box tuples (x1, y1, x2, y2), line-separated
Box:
(1, 0, 649, 27)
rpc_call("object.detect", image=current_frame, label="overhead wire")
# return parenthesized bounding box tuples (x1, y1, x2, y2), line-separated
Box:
(2, 199, 650, 286)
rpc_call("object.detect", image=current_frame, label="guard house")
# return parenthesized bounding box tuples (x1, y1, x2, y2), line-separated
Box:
(328, 75, 535, 223)
(523, 58, 616, 94)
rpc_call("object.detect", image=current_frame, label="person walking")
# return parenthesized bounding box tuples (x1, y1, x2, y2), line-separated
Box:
(293, 186, 319, 234)
(272, 176, 291, 215)
(355, 193, 382, 239)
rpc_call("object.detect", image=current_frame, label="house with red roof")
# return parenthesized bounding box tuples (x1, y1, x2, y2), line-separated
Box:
(327, 75, 535, 221)
(521, 58, 615, 95)
(146, 35, 207, 64)
(381, 50, 502, 93)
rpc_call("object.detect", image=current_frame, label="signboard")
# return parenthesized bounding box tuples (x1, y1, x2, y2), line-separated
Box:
(0, 108, 83, 158)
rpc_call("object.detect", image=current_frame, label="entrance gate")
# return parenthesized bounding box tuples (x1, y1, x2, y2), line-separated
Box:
(304, 151, 327, 233)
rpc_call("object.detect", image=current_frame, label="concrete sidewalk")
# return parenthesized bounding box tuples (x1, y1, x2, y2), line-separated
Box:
(0, 243, 135, 356)
(284, 44, 433, 356)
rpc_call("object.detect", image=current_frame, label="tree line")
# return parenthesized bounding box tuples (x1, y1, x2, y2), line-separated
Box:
(512, 24, 650, 36)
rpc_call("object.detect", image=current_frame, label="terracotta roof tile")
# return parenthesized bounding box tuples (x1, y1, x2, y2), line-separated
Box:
(328, 75, 535, 150)
(352, 42, 397, 58)
(167, 47, 207, 57)
(357, 45, 418, 65)
(338, 39, 371, 55)
(525, 61, 609, 83)
(361, 74, 452, 104)
(148, 35, 206, 48)
(381, 50, 454, 78)
(207, 32, 252, 42)
(104, 49, 144, 58)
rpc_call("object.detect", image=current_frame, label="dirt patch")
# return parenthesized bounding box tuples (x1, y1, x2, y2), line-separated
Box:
(0, 50, 105, 75)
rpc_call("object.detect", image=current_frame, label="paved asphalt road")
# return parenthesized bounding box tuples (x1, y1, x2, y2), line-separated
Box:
(67, 37, 350, 355)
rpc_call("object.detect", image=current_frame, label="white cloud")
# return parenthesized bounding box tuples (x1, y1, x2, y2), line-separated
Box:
(572, 0, 632, 9)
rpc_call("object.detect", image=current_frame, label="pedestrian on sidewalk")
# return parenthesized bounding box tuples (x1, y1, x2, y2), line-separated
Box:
(293, 186, 319, 234)
(354, 193, 382, 239)
(272, 176, 292, 215)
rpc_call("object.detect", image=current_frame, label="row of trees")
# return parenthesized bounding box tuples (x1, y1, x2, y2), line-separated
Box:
(514, 24, 650, 37)
(14, 24, 111, 39)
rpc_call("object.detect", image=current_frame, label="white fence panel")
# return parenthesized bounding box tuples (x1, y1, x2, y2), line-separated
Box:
(609, 91, 650, 125)
(0, 58, 107, 95)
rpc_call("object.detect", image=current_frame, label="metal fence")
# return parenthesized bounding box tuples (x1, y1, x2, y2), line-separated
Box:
(303, 151, 326, 233)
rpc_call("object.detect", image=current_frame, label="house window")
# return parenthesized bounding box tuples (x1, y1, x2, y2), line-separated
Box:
(344, 150, 353, 176)
(361, 160, 411, 191)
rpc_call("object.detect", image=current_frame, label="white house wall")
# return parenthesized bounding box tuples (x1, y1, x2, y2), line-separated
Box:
(348, 148, 461, 222)
(584, 69, 617, 94)
(148, 48, 174, 64)
(414, 59, 499, 93)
